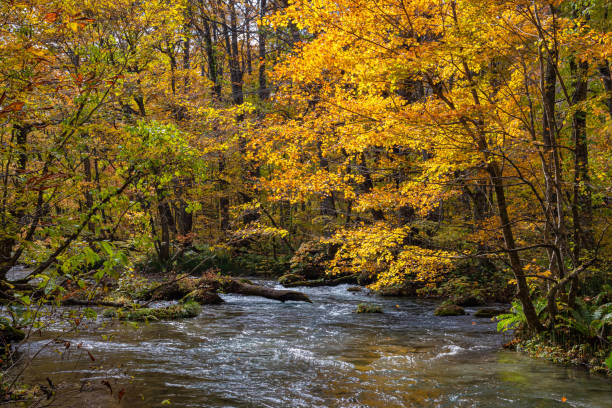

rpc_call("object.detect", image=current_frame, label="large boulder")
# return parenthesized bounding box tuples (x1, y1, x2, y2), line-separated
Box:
(183, 289, 224, 305)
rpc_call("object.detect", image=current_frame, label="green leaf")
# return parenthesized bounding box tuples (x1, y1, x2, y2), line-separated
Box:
(605, 352, 612, 370)
(83, 308, 97, 320)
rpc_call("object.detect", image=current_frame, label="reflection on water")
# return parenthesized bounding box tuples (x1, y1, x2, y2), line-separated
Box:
(10, 282, 612, 407)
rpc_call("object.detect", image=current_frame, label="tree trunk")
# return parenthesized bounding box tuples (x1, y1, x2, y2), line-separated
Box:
(258, 0, 270, 100)
(488, 162, 544, 333)
(225, 278, 311, 302)
(598, 62, 612, 119)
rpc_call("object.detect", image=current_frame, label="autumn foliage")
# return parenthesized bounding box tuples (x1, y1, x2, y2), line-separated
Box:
(0, 0, 611, 340)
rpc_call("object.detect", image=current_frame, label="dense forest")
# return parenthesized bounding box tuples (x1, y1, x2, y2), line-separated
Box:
(0, 0, 611, 405)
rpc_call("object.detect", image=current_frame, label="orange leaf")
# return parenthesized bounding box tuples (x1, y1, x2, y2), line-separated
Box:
(2, 101, 25, 113)
(44, 12, 58, 23)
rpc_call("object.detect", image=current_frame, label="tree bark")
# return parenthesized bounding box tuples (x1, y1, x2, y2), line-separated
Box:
(258, 0, 270, 100)
(488, 162, 544, 333)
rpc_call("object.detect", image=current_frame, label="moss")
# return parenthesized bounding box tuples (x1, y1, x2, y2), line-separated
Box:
(356, 303, 383, 313)
(434, 304, 465, 316)
(103, 301, 201, 321)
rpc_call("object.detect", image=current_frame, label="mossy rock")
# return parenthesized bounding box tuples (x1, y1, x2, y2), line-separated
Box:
(347, 286, 362, 292)
(434, 304, 465, 316)
(182, 289, 224, 305)
(356, 303, 383, 313)
(474, 308, 507, 318)
(0, 319, 25, 343)
(103, 301, 201, 321)
(278, 273, 305, 286)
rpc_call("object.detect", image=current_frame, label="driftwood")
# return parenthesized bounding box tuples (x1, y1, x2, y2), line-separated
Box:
(224, 278, 312, 303)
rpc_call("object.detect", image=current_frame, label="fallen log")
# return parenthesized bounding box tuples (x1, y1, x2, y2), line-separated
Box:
(224, 278, 312, 303)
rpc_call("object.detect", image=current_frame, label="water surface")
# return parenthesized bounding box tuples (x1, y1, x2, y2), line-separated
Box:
(13, 282, 612, 407)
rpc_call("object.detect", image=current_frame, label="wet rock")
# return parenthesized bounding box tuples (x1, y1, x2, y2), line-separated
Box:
(356, 303, 382, 313)
(347, 286, 362, 292)
(474, 308, 507, 318)
(434, 304, 465, 316)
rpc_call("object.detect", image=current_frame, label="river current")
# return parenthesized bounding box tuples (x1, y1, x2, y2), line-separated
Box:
(12, 281, 612, 407)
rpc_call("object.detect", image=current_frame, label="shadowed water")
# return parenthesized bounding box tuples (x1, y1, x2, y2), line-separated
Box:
(11, 281, 612, 407)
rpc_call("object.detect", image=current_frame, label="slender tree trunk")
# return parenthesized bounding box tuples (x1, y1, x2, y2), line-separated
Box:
(317, 143, 336, 219)
(598, 62, 612, 119)
(359, 153, 384, 221)
(258, 0, 269, 100)
(488, 162, 544, 333)
(202, 17, 221, 97)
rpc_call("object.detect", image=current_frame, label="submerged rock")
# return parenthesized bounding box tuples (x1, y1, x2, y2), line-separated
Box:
(434, 304, 465, 316)
(356, 303, 383, 313)
(474, 308, 507, 318)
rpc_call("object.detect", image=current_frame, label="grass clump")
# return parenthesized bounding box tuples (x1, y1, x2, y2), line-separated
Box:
(356, 303, 383, 313)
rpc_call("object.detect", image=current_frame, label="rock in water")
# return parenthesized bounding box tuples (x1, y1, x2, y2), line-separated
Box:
(474, 308, 507, 318)
(434, 304, 465, 316)
(356, 303, 382, 313)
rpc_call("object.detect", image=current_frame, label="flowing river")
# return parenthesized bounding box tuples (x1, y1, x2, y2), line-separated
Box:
(11, 281, 612, 407)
